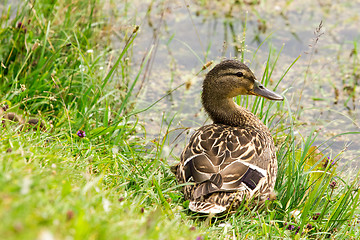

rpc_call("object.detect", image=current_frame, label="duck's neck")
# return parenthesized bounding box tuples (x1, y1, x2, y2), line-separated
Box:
(202, 96, 268, 131)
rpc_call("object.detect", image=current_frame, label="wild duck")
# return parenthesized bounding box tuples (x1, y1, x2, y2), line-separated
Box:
(173, 59, 283, 214)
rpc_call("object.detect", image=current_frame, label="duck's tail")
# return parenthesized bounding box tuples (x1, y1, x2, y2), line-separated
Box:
(189, 201, 227, 214)
(188, 191, 243, 214)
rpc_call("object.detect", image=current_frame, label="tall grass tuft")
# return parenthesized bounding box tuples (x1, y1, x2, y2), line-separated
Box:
(0, 1, 199, 239)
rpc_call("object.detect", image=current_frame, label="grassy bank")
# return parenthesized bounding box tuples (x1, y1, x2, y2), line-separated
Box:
(1, 1, 359, 239)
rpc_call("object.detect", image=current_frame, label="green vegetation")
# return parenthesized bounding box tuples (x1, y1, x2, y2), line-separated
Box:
(1, 1, 359, 239)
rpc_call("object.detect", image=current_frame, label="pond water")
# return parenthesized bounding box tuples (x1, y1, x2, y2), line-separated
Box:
(118, 1, 360, 168)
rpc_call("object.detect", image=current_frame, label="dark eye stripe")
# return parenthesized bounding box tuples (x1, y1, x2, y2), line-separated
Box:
(221, 71, 244, 77)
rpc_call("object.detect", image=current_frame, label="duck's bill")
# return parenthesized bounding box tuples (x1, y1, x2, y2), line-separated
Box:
(250, 81, 284, 101)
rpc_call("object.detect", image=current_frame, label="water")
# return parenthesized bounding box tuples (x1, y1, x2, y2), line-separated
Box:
(120, 1, 360, 167)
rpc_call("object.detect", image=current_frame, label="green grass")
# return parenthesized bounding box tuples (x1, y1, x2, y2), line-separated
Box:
(1, 1, 360, 239)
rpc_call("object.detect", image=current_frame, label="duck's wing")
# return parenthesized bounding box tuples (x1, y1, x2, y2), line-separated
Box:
(178, 124, 273, 200)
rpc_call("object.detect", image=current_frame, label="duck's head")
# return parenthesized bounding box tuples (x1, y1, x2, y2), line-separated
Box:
(202, 59, 284, 102)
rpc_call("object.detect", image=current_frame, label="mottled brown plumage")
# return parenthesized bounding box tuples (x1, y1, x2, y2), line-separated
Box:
(174, 59, 283, 214)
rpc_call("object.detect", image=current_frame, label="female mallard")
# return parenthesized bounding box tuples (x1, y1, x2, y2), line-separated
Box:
(174, 59, 283, 214)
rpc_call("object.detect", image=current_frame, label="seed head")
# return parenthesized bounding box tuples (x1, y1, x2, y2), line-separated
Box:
(329, 181, 337, 189)
(312, 213, 320, 220)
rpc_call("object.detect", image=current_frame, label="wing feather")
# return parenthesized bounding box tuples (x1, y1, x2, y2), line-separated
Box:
(180, 124, 271, 199)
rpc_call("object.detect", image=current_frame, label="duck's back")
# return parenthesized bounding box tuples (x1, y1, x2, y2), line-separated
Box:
(176, 123, 277, 214)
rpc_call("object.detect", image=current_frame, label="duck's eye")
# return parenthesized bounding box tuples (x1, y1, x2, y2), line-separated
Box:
(235, 72, 244, 77)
